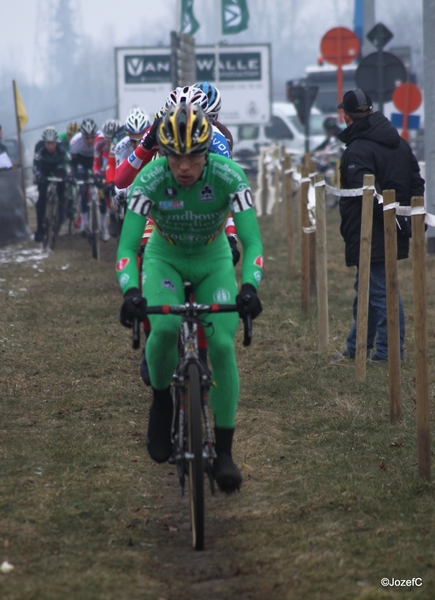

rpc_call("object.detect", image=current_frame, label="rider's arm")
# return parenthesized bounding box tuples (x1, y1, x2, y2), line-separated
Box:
(114, 124, 157, 189)
(229, 188, 264, 290)
(116, 186, 154, 294)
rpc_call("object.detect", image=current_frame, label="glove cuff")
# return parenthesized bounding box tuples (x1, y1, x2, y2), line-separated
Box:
(124, 287, 141, 300)
(240, 283, 257, 295)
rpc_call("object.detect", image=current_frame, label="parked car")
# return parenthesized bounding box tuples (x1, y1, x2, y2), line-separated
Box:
(231, 102, 326, 173)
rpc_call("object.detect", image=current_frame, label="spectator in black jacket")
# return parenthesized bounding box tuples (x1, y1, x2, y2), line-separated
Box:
(334, 89, 425, 362)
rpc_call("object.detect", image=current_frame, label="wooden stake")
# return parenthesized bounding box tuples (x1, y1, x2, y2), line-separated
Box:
(283, 152, 294, 279)
(314, 173, 328, 351)
(300, 166, 310, 314)
(383, 189, 402, 424)
(355, 174, 374, 382)
(411, 196, 431, 481)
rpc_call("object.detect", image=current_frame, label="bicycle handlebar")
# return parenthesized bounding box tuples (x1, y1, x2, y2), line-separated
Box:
(131, 301, 252, 349)
(43, 176, 65, 183)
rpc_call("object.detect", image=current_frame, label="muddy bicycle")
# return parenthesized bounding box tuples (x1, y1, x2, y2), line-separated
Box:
(75, 174, 101, 260)
(41, 175, 65, 251)
(133, 285, 252, 550)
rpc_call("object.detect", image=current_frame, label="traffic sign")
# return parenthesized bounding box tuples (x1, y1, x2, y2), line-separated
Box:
(288, 84, 318, 125)
(320, 27, 359, 122)
(356, 51, 407, 103)
(392, 83, 422, 114)
(392, 83, 422, 140)
(320, 27, 360, 66)
(390, 113, 420, 130)
(287, 83, 318, 152)
(366, 23, 393, 49)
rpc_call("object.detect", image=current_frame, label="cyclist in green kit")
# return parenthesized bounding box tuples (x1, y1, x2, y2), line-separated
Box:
(116, 103, 264, 493)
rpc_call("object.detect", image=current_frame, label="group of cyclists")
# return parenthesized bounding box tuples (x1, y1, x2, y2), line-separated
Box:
(33, 80, 265, 494)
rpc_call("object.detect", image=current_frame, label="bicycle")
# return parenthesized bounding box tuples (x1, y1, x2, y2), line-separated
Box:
(65, 178, 80, 235)
(41, 175, 64, 251)
(107, 185, 127, 239)
(75, 174, 101, 260)
(133, 285, 252, 550)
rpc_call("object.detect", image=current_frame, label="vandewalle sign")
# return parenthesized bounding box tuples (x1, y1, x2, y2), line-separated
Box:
(124, 55, 171, 84)
(116, 44, 270, 125)
(124, 52, 262, 84)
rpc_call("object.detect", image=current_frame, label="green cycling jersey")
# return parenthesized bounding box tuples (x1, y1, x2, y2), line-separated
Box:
(116, 152, 264, 293)
(116, 153, 264, 429)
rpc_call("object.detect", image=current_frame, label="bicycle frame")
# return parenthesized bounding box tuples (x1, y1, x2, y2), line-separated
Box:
(42, 176, 64, 251)
(76, 175, 100, 259)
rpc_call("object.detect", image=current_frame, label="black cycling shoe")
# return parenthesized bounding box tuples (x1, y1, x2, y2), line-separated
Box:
(213, 453, 242, 493)
(146, 401, 173, 463)
(140, 354, 151, 386)
(34, 230, 44, 243)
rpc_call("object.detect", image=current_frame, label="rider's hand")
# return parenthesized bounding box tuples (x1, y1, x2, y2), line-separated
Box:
(236, 283, 262, 320)
(119, 287, 147, 328)
(104, 181, 115, 195)
(227, 235, 240, 266)
(94, 173, 104, 186)
(34, 172, 42, 185)
(141, 118, 161, 151)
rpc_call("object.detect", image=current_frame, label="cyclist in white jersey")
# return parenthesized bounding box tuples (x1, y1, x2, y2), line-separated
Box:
(70, 118, 104, 235)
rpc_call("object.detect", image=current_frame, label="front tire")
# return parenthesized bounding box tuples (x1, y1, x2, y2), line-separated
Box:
(187, 363, 205, 550)
(90, 192, 100, 260)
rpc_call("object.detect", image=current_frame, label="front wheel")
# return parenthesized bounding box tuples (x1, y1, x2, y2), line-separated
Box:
(187, 363, 205, 550)
(48, 192, 59, 251)
(90, 193, 100, 260)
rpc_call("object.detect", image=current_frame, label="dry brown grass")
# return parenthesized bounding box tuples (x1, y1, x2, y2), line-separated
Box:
(1, 201, 435, 599)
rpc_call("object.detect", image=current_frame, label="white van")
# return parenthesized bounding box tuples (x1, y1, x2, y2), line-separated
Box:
(231, 102, 326, 171)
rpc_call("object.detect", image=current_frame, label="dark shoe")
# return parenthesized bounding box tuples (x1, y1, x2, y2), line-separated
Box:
(213, 453, 242, 493)
(140, 354, 151, 386)
(34, 230, 44, 243)
(330, 350, 355, 361)
(146, 390, 173, 463)
(369, 354, 388, 363)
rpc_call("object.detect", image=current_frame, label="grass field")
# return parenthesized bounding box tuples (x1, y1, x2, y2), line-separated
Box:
(1, 200, 435, 600)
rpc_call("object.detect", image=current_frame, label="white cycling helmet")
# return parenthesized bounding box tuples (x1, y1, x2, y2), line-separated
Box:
(125, 108, 150, 137)
(194, 81, 222, 118)
(165, 86, 209, 112)
(42, 126, 59, 142)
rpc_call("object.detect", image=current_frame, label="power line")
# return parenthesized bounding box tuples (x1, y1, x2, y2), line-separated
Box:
(3, 105, 117, 138)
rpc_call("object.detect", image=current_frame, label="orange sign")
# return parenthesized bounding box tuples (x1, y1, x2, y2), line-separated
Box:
(320, 27, 360, 66)
(320, 27, 360, 122)
(392, 83, 422, 141)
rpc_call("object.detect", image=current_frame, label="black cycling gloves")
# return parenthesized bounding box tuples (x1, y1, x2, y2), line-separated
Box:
(141, 118, 162, 151)
(119, 287, 147, 328)
(236, 283, 262, 320)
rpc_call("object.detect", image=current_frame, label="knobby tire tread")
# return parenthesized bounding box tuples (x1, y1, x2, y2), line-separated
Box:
(187, 363, 205, 550)
(91, 194, 100, 260)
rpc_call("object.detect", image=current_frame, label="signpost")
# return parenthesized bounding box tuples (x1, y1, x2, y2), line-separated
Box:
(392, 82, 422, 141)
(287, 83, 318, 153)
(357, 23, 407, 114)
(320, 27, 360, 122)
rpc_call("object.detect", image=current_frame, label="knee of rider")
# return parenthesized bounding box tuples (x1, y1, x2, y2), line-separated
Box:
(150, 316, 180, 344)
